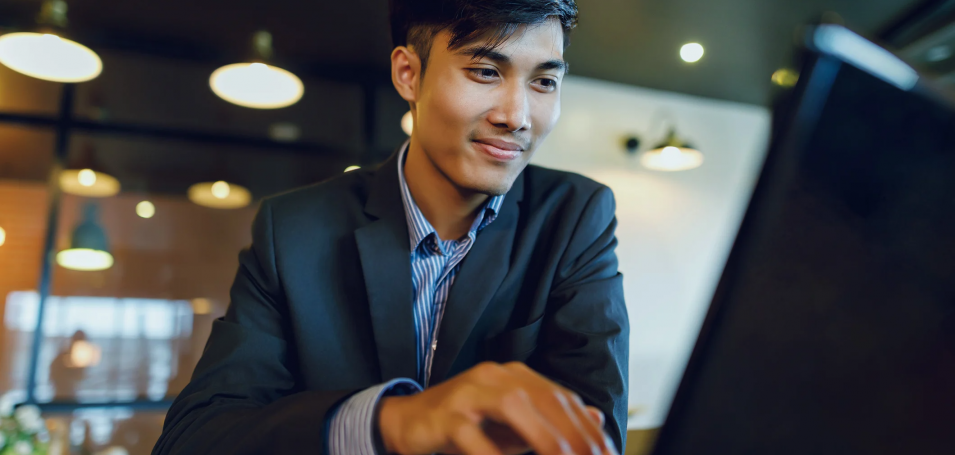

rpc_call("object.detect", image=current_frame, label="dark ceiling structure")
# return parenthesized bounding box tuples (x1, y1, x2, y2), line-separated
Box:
(0, 0, 931, 106)
(0, 0, 948, 202)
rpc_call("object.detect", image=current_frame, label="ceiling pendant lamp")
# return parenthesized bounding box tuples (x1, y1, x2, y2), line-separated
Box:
(188, 180, 251, 209)
(0, 0, 102, 83)
(210, 30, 303, 109)
(60, 144, 121, 197)
(68, 338, 102, 368)
(136, 200, 156, 219)
(640, 129, 704, 172)
(56, 203, 114, 271)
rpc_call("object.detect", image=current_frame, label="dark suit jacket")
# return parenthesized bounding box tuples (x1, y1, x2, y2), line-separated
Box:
(154, 151, 629, 454)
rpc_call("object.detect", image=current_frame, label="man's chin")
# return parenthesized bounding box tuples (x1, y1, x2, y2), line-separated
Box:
(461, 178, 514, 197)
(446, 159, 524, 196)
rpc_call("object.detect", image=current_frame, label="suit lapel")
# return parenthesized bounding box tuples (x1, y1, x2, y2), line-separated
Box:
(355, 151, 419, 382)
(429, 173, 525, 384)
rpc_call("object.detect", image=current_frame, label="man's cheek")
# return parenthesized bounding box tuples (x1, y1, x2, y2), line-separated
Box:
(536, 101, 561, 133)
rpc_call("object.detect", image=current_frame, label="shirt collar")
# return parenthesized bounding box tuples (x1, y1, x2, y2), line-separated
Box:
(397, 141, 505, 251)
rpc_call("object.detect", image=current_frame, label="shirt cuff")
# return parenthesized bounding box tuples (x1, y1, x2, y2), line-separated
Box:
(327, 378, 422, 455)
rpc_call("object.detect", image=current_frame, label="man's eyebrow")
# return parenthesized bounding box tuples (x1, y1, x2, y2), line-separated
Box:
(457, 46, 511, 64)
(456, 46, 568, 74)
(537, 59, 568, 73)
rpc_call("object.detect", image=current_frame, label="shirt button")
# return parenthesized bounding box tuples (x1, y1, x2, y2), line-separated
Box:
(431, 340, 438, 351)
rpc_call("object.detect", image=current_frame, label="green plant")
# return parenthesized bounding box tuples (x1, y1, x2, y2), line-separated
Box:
(0, 401, 49, 455)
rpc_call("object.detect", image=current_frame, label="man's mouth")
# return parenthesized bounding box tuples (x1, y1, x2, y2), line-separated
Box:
(472, 139, 525, 161)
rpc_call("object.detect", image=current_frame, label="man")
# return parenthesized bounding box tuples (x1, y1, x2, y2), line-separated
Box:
(154, 0, 628, 454)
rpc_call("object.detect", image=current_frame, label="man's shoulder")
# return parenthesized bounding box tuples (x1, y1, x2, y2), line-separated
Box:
(258, 167, 376, 225)
(521, 164, 614, 212)
(522, 164, 607, 192)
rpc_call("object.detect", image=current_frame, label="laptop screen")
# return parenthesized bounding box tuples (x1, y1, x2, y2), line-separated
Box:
(650, 30, 955, 455)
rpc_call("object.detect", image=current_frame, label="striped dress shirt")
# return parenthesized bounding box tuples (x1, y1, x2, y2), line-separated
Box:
(328, 142, 506, 454)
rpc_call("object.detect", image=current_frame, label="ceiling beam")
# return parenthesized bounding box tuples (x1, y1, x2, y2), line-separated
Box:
(0, 111, 353, 156)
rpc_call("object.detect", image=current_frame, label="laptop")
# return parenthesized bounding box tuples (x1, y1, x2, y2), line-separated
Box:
(649, 24, 955, 455)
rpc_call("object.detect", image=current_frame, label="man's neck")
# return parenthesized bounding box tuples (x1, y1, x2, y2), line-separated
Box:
(404, 138, 489, 241)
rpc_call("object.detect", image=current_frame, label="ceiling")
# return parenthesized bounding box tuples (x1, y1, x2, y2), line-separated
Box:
(0, 0, 924, 106)
(0, 0, 938, 201)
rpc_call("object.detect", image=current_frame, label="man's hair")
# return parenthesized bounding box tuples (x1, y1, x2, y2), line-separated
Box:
(389, 0, 578, 73)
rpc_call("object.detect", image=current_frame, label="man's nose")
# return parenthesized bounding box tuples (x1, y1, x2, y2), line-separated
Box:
(487, 83, 531, 132)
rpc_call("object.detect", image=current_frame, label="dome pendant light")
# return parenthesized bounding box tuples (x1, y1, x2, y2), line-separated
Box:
(210, 30, 304, 109)
(640, 129, 704, 172)
(56, 203, 114, 271)
(0, 0, 102, 83)
(188, 180, 251, 209)
(60, 144, 121, 197)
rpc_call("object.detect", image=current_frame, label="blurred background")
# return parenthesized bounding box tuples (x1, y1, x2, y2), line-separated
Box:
(0, 0, 952, 453)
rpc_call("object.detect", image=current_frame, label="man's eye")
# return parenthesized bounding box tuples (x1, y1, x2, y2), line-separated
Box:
(536, 78, 558, 91)
(469, 68, 499, 79)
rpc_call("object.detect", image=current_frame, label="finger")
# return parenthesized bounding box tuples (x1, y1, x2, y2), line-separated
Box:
(447, 414, 504, 455)
(556, 391, 608, 455)
(482, 421, 535, 454)
(582, 408, 618, 455)
(474, 387, 572, 455)
(586, 406, 606, 427)
(564, 393, 611, 442)
(503, 363, 607, 455)
(563, 398, 618, 455)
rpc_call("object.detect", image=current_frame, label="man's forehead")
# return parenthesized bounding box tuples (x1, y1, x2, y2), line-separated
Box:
(441, 20, 565, 62)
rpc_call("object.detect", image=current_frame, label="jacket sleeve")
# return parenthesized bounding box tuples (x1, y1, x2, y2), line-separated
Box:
(153, 199, 361, 455)
(531, 186, 630, 453)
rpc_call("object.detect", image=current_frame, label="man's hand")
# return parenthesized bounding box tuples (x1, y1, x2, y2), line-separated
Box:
(378, 361, 617, 455)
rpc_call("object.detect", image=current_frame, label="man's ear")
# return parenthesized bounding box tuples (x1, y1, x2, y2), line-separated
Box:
(391, 46, 421, 103)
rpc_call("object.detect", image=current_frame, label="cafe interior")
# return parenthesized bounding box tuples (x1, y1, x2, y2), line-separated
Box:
(0, 0, 952, 454)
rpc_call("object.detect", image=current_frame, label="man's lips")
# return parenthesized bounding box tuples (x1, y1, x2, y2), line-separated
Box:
(472, 139, 525, 161)
(473, 138, 524, 151)
(473, 140, 523, 162)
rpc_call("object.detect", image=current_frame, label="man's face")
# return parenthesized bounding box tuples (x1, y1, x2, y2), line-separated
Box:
(410, 19, 566, 195)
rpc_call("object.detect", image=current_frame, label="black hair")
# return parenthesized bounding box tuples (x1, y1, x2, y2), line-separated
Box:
(389, 0, 578, 73)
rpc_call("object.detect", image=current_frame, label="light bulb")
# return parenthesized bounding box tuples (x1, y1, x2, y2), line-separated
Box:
(680, 43, 705, 63)
(56, 248, 114, 271)
(60, 169, 120, 197)
(136, 201, 155, 219)
(69, 340, 101, 368)
(344, 165, 361, 173)
(0, 226, 6, 247)
(209, 62, 304, 109)
(211, 181, 231, 199)
(77, 168, 97, 187)
(640, 146, 704, 172)
(0, 32, 102, 82)
(188, 181, 251, 209)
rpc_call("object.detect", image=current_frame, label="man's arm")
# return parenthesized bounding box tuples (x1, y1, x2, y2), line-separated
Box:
(153, 200, 360, 455)
(531, 185, 630, 452)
